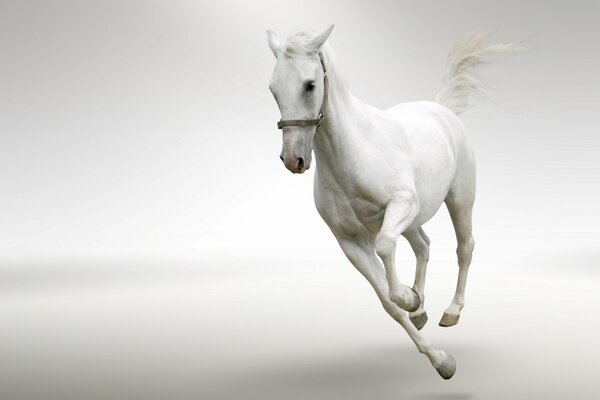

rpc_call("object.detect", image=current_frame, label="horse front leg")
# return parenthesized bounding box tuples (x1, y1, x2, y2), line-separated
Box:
(335, 235, 456, 379)
(375, 190, 421, 312)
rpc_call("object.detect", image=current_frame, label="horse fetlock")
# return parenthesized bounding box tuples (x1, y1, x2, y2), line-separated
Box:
(412, 286, 425, 303)
(452, 296, 465, 309)
(390, 286, 420, 312)
(388, 290, 403, 306)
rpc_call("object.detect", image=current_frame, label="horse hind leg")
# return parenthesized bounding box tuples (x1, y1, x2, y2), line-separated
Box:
(440, 185, 475, 327)
(403, 227, 430, 330)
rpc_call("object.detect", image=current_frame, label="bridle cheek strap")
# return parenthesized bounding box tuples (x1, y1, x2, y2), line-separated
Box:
(277, 51, 329, 132)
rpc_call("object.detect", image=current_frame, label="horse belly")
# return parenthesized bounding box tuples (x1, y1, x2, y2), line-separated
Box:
(412, 180, 453, 230)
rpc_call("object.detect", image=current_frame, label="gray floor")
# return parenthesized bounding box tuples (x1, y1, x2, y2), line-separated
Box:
(0, 247, 598, 400)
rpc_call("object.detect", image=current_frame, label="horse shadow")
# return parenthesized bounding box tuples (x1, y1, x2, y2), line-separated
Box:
(203, 344, 479, 400)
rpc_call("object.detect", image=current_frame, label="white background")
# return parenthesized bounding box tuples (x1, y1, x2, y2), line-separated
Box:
(1, 1, 599, 399)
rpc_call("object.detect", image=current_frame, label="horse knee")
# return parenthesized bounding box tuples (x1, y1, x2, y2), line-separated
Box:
(375, 231, 396, 259)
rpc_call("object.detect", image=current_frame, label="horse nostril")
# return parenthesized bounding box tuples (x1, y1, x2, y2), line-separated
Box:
(279, 155, 284, 162)
(297, 157, 304, 170)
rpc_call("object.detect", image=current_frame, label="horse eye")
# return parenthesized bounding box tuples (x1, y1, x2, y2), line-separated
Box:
(305, 81, 316, 92)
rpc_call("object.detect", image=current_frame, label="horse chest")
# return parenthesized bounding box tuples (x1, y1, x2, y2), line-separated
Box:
(349, 196, 385, 233)
(315, 176, 386, 237)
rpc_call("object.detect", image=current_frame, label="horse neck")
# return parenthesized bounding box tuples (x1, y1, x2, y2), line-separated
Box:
(313, 64, 368, 169)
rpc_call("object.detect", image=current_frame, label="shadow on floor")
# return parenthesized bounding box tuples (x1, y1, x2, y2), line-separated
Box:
(203, 345, 481, 400)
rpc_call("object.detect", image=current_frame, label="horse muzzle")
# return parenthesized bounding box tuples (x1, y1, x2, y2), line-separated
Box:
(282, 153, 310, 173)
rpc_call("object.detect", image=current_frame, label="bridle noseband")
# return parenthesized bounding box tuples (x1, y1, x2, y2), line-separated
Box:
(276, 51, 329, 133)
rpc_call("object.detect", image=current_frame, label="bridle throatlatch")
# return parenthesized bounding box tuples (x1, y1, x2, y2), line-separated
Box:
(276, 51, 329, 132)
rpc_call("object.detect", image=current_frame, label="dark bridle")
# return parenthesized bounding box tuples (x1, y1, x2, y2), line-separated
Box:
(276, 51, 329, 133)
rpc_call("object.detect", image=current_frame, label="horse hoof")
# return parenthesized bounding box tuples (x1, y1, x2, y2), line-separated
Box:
(435, 354, 456, 380)
(439, 312, 460, 327)
(410, 311, 428, 330)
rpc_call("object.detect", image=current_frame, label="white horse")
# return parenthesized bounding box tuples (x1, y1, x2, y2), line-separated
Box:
(267, 25, 520, 379)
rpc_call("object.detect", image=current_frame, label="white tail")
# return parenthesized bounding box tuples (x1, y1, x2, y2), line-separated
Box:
(435, 33, 524, 115)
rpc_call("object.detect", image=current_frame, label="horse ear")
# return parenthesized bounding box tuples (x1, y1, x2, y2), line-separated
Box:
(308, 24, 335, 51)
(266, 30, 281, 58)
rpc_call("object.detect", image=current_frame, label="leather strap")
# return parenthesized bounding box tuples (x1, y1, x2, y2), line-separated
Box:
(276, 51, 329, 132)
(318, 51, 329, 117)
(277, 118, 321, 129)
